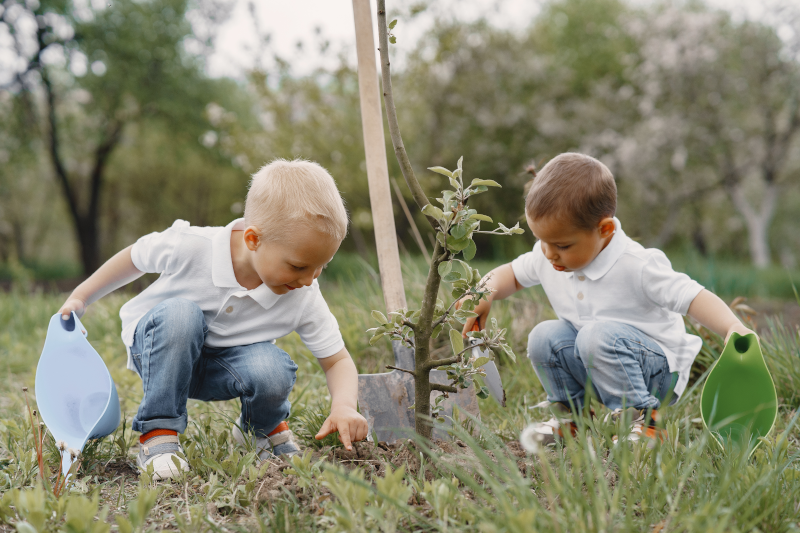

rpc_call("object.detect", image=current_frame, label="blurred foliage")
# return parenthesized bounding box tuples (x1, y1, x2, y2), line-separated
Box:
(0, 0, 799, 276)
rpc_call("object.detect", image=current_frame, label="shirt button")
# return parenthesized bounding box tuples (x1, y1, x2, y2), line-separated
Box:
(578, 275, 586, 281)
(225, 306, 234, 313)
(577, 292, 584, 300)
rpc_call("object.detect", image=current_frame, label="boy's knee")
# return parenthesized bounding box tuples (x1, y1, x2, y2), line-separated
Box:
(527, 320, 567, 365)
(154, 298, 205, 331)
(243, 346, 297, 402)
(150, 298, 206, 341)
(575, 321, 618, 363)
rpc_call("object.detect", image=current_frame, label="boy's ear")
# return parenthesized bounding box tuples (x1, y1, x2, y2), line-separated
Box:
(243, 227, 260, 251)
(598, 217, 615, 238)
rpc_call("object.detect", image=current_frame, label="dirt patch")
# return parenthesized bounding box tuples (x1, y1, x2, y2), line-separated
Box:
(311, 438, 526, 481)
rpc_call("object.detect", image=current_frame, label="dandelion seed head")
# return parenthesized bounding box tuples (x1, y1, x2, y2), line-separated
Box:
(69, 448, 80, 461)
(22, 386, 28, 392)
(57, 440, 67, 451)
(520, 424, 546, 454)
(32, 410, 37, 417)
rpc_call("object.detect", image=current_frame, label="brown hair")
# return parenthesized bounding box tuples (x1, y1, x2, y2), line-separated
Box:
(525, 153, 617, 231)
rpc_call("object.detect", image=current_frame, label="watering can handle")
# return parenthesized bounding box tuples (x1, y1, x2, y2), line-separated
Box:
(60, 312, 88, 338)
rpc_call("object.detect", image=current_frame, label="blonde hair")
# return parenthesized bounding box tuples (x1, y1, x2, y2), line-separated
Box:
(244, 159, 348, 242)
(525, 153, 617, 231)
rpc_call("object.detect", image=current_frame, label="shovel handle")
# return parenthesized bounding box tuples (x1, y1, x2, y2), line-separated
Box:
(471, 317, 482, 332)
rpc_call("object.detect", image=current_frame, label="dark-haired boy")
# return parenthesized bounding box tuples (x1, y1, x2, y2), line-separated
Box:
(464, 153, 752, 445)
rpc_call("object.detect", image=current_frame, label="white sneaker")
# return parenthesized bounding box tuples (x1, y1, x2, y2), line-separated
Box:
(136, 433, 189, 481)
(604, 408, 666, 448)
(523, 401, 581, 446)
(232, 419, 301, 461)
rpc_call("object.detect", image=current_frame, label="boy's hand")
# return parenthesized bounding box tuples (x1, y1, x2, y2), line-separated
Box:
(315, 405, 368, 450)
(59, 298, 87, 320)
(461, 294, 493, 338)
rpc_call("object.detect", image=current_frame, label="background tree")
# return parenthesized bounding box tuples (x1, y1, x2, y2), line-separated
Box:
(0, 0, 234, 273)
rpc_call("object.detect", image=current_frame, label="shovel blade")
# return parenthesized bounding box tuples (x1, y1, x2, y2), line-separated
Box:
(472, 346, 506, 406)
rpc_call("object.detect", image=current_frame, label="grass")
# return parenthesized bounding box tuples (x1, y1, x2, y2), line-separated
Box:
(0, 256, 799, 531)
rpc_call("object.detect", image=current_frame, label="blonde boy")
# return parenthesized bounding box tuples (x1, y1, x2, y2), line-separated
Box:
(465, 153, 752, 445)
(59, 160, 368, 480)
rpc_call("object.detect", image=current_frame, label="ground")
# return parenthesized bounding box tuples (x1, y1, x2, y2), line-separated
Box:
(1, 259, 800, 532)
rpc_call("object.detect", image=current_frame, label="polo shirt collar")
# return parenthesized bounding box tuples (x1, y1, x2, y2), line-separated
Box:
(580, 217, 627, 281)
(211, 218, 283, 311)
(211, 218, 245, 288)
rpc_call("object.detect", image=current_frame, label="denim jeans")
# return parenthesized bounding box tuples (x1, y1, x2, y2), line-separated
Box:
(527, 320, 678, 411)
(129, 298, 298, 437)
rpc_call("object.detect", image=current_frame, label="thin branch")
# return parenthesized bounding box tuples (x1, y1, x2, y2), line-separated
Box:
(376, 1, 434, 226)
(423, 339, 488, 370)
(391, 177, 431, 262)
(430, 383, 458, 394)
(432, 299, 462, 330)
(425, 355, 460, 369)
(386, 365, 416, 376)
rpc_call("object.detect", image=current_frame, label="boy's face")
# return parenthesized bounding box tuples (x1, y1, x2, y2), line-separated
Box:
(244, 224, 341, 295)
(526, 215, 615, 273)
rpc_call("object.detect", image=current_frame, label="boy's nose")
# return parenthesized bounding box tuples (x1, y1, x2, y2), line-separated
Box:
(542, 244, 558, 261)
(298, 267, 323, 287)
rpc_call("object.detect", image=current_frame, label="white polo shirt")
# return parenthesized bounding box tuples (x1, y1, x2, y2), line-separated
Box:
(119, 219, 345, 372)
(511, 218, 704, 397)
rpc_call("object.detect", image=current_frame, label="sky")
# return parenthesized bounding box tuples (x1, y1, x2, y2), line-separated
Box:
(204, 0, 770, 79)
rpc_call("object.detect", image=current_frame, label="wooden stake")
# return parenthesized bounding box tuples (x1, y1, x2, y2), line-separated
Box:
(351, 0, 407, 313)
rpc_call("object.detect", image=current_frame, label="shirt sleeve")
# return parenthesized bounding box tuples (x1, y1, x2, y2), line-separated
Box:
(510, 242, 543, 288)
(130, 219, 189, 274)
(641, 251, 704, 315)
(295, 288, 346, 359)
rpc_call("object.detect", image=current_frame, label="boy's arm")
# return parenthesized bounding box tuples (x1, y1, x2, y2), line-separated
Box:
(315, 348, 368, 450)
(59, 245, 144, 318)
(687, 289, 754, 342)
(462, 263, 523, 335)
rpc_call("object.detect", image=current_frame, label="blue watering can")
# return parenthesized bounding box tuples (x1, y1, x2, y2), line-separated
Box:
(35, 312, 121, 476)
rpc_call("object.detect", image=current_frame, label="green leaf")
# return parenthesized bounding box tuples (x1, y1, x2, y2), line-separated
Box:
(457, 156, 463, 170)
(449, 328, 464, 356)
(115, 517, 134, 533)
(421, 203, 444, 220)
(428, 166, 454, 178)
(470, 179, 501, 187)
(371, 310, 388, 325)
(389, 19, 398, 29)
(502, 345, 517, 364)
(463, 239, 477, 261)
(477, 386, 490, 399)
(446, 235, 471, 252)
(369, 334, 385, 346)
(389, 35, 397, 44)
(449, 177, 460, 190)
(450, 223, 467, 240)
(473, 357, 490, 368)
(469, 213, 493, 223)
(438, 261, 452, 277)
(442, 270, 463, 283)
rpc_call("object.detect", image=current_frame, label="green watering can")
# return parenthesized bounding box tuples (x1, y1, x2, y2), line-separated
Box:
(700, 332, 777, 456)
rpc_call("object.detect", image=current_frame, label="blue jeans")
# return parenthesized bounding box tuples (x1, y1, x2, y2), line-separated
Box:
(527, 320, 677, 411)
(129, 298, 298, 437)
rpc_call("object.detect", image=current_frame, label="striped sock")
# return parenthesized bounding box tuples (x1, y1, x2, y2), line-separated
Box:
(140, 429, 178, 444)
(268, 421, 289, 436)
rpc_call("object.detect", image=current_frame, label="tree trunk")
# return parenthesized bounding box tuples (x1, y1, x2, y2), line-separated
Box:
(728, 182, 778, 268)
